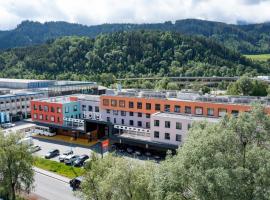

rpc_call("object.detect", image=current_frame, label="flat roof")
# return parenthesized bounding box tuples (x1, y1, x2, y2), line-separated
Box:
(33, 96, 77, 104)
(0, 78, 54, 83)
(0, 91, 45, 99)
(152, 112, 220, 122)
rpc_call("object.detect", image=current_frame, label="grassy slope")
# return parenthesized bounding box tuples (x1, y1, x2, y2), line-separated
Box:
(244, 54, 270, 61)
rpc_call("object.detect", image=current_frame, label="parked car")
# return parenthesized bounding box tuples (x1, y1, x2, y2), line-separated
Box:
(45, 149, 60, 159)
(44, 132, 56, 137)
(145, 152, 152, 157)
(69, 176, 83, 191)
(126, 147, 133, 154)
(1, 123, 15, 129)
(29, 145, 41, 153)
(59, 149, 73, 162)
(73, 155, 90, 167)
(134, 150, 142, 156)
(64, 155, 80, 165)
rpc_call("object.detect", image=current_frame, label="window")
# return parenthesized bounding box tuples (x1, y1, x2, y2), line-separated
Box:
(185, 106, 191, 114)
(129, 112, 134, 116)
(155, 104, 161, 111)
(129, 101, 134, 108)
(154, 120, 159, 127)
(146, 122, 150, 128)
(165, 133, 170, 140)
(165, 121, 170, 128)
(218, 108, 227, 117)
(44, 106, 49, 112)
(111, 100, 117, 107)
(57, 117, 60, 122)
(137, 121, 142, 127)
(176, 122, 182, 130)
(73, 105, 78, 112)
(129, 120, 134, 126)
(188, 124, 192, 130)
(39, 105, 43, 111)
(138, 112, 142, 117)
(106, 109, 110, 114)
(34, 104, 37, 110)
(114, 118, 116, 123)
(113, 110, 118, 115)
(82, 105, 86, 111)
(137, 102, 142, 109)
(146, 113, 150, 118)
(195, 107, 203, 115)
(51, 106, 55, 113)
(65, 107, 69, 113)
(174, 105, 180, 113)
(107, 117, 110, 122)
(51, 116, 55, 122)
(121, 111, 126, 116)
(119, 100, 125, 108)
(45, 115, 48, 120)
(231, 110, 239, 116)
(164, 104, 170, 112)
(95, 106, 99, 112)
(207, 108, 214, 116)
(33, 114, 37, 119)
(57, 107, 61, 113)
(154, 131, 159, 138)
(121, 119, 125, 125)
(103, 99, 109, 106)
(88, 106, 93, 112)
(39, 115, 43, 120)
(176, 134, 182, 142)
(146, 103, 151, 110)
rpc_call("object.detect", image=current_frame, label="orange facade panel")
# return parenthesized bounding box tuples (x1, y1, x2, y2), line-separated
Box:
(100, 95, 269, 117)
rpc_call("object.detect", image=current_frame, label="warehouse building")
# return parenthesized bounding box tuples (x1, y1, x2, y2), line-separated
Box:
(0, 78, 55, 89)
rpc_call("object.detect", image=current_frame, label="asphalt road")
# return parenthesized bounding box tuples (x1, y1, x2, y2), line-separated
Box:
(32, 171, 80, 200)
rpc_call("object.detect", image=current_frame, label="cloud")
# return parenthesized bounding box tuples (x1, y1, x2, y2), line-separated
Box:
(0, 0, 270, 30)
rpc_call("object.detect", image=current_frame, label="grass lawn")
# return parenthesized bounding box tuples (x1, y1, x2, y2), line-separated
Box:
(244, 54, 270, 61)
(34, 157, 85, 178)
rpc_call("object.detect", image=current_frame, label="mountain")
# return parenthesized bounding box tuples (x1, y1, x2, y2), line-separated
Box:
(0, 31, 265, 82)
(0, 19, 270, 54)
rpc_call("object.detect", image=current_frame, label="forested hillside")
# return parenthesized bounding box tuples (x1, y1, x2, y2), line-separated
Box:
(0, 19, 270, 53)
(0, 31, 265, 83)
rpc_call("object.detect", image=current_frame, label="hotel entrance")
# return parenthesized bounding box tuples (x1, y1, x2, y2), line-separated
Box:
(85, 119, 112, 141)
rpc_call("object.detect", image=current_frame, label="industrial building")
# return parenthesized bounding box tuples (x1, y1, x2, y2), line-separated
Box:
(0, 78, 55, 89)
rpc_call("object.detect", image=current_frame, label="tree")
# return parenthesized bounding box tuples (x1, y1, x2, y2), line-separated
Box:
(80, 154, 154, 200)
(152, 104, 270, 200)
(0, 132, 34, 200)
(237, 76, 253, 95)
(166, 82, 179, 90)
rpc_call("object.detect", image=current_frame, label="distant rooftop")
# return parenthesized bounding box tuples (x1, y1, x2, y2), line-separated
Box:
(153, 112, 220, 122)
(33, 96, 78, 104)
(0, 78, 54, 83)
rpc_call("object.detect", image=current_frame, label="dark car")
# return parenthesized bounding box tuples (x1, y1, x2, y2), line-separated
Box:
(69, 176, 83, 191)
(64, 155, 80, 165)
(73, 155, 89, 167)
(45, 149, 60, 159)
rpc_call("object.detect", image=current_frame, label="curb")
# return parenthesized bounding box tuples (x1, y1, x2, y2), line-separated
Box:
(34, 167, 71, 184)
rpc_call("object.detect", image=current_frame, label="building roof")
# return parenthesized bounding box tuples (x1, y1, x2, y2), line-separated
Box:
(0, 78, 54, 83)
(33, 96, 78, 104)
(152, 112, 220, 123)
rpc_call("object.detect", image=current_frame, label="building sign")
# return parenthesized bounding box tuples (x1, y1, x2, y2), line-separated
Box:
(86, 112, 102, 121)
(101, 139, 109, 158)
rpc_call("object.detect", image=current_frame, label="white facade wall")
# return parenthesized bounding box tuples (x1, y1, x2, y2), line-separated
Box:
(151, 113, 219, 146)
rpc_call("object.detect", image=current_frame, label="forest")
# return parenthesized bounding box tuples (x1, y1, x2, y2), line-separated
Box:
(0, 19, 270, 54)
(0, 30, 268, 87)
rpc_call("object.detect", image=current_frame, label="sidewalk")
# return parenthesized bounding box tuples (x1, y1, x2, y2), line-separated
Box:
(34, 167, 71, 184)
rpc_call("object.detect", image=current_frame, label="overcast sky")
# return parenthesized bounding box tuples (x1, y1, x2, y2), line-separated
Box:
(1, 0, 270, 30)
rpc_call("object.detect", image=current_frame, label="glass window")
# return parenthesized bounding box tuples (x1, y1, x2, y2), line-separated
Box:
(129, 120, 134, 126)
(113, 110, 118, 115)
(137, 102, 142, 109)
(146, 122, 150, 128)
(185, 106, 191, 114)
(57, 107, 61, 113)
(154, 120, 159, 127)
(121, 111, 126, 116)
(155, 104, 161, 111)
(176, 134, 182, 142)
(88, 106, 93, 112)
(146, 103, 151, 110)
(188, 123, 192, 130)
(39, 114, 43, 120)
(154, 131, 159, 138)
(39, 105, 43, 111)
(114, 118, 116, 123)
(74, 105, 78, 112)
(137, 121, 142, 127)
(146, 113, 150, 118)
(107, 117, 110, 122)
(129, 101, 134, 108)
(218, 108, 227, 117)
(33, 114, 37, 119)
(174, 105, 180, 113)
(119, 100, 125, 108)
(103, 99, 109, 106)
(95, 106, 99, 112)
(106, 109, 110, 114)
(232, 110, 239, 116)
(121, 119, 125, 125)
(165, 121, 170, 128)
(176, 122, 182, 130)
(51, 116, 55, 122)
(51, 106, 55, 113)
(138, 112, 142, 117)
(65, 107, 69, 113)
(195, 107, 203, 115)
(45, 115, 48, 120)
(129, 112, 134, 116)
(165, 133, 170, 140)
(207, 108, 214, 116)
(34, 104, 37, 110)
(164, 104, 170, 112)
(111, 100, 117, 107)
